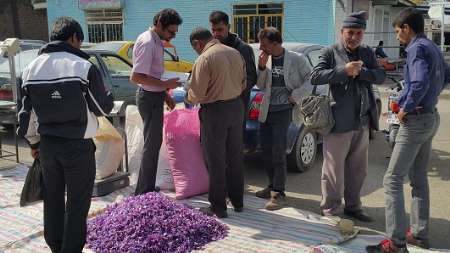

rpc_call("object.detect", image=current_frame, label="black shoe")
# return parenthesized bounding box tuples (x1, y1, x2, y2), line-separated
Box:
(199, 207, 228, 218)
(234, 206, 244, 213)
(134, 186, 160, 196)
(344, 209, 373, 222)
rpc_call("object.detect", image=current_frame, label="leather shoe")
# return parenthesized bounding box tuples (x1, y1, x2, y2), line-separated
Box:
(234, 206, 244, 212)
(344, 209, 373, 222)
(199, 206, 228, 218)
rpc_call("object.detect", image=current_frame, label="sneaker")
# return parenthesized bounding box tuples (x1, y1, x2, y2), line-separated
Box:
(366, 239, 409, 253)
(406, 228, 430, 249)
(255, 187, 272, 199)
(264, 191, 286, 211)
(199, 206, 228, 218)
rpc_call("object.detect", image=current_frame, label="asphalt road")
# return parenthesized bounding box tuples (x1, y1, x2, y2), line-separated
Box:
(244, 84, 450, 249)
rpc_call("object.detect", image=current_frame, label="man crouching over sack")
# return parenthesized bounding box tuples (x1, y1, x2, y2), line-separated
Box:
(310, 11, 385, 222)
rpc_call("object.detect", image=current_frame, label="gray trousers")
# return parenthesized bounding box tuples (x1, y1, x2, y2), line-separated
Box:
(384, 111, 440, 245)
(320, 128, 369, 215)
(135, 89, 166, 195)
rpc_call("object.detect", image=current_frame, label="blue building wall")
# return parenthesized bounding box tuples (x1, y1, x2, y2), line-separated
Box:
(47, 0, 335, 62)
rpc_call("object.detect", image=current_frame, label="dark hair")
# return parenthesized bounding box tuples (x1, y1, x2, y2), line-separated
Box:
(258, 27, 282, 44)
(392, 7, 424, 34)
(209, 11, 229, 25)
(190, 27, 213, 44)
(153, 8, 183, 29)
(50, 16, 84, 42)
(378, 41, 384, 46)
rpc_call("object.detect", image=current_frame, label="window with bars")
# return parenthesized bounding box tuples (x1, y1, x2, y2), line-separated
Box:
(232, 3, 283, 43)
(85, 9, 123, 43)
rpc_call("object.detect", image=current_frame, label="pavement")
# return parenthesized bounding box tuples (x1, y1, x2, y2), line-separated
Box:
(0, 83, 449, 249)
(245, 84, 450, 249)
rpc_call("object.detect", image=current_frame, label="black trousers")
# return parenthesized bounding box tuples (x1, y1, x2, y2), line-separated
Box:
(240, 88, 251, 137)
(135, 89, 165, 195)
(260, 109, 292, 192)
(200, 97, 245, 212)
(40, 136, 96, 253)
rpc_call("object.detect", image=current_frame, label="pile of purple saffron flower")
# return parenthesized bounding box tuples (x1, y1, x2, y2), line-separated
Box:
(87, 192, 228, 253)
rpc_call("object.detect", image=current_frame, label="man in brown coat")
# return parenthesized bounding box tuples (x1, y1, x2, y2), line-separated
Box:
(187, 27, 246, 218)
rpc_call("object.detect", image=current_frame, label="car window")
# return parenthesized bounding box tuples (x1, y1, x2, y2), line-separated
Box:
(164, 48, 176, 61)
(100, 55, 132, 78)
(88, 56, 105, 76)
(127, 44, 134, 60)
(0, 50, 38, 76)
(307, 49, 322, 68)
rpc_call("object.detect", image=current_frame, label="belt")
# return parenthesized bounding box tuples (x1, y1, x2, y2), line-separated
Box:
(201, 96, 240, 106)
(408, 107, 436, 115)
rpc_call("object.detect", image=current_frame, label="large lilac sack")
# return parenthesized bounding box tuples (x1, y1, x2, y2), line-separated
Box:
(87, 193, 228, 253)
(164, 109, 209, 199)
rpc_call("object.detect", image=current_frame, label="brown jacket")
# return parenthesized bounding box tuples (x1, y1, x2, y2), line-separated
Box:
(187, 39, 246, 104)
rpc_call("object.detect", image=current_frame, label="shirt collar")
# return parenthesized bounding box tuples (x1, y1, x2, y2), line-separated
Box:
(150, 28, 164, 47)
(405, 34, 425, 52)
(201, 39, 220, 54)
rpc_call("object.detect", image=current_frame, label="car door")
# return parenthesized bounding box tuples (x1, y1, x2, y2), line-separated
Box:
(88, 54, 114, 92)
(98, 54, 137, 104)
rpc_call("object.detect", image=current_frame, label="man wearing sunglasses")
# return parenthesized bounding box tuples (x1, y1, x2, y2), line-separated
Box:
(130, 9, 183, 196)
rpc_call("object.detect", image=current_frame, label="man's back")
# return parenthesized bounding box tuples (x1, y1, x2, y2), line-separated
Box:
(190, 41, 246, 104)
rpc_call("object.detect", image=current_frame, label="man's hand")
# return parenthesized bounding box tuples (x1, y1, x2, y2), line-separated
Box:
(164, 78, 180, 89)
(344, 61, 363, 77)
(398, 108, 408, 124)
(165, 94, 176, 111)
(288, 96, 297, 105)
(31, 149, 39, 159)
(258, 51, 269, 70)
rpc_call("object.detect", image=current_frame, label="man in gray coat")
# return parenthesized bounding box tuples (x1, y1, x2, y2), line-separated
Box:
(310, 11, 386, 222)
(254, 27, 311, 211)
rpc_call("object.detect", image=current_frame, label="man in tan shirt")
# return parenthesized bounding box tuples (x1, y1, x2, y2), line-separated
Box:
(187, 27, 246, 218)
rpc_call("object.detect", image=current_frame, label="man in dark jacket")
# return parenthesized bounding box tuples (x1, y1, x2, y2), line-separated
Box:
(310, 11, 386, 222)
(17, 17, 114, 253)
(209, 11, 257, 133)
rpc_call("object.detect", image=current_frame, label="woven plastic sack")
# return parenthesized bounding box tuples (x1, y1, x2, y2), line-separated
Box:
(125, 105, 174, 190)
(164, 108, 209, 199)
(94, 117, 125, 179)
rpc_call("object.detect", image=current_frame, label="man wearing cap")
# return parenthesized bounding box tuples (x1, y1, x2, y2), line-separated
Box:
(310, 11, 386, 222)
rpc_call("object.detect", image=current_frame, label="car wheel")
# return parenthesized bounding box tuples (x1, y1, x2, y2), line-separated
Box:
(388, 125, 399, 148)
(287, 128, 317, 173)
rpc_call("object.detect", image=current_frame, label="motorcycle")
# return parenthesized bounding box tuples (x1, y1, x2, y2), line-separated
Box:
(384, 76, 404, 148)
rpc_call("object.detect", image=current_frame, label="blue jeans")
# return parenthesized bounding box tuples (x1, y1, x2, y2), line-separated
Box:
(384, 110, 440, 245)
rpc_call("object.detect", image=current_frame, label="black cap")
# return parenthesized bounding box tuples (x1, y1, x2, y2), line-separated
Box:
(342, 11, 368, 29)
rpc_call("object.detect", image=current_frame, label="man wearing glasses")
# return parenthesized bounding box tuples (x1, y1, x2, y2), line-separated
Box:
(130, 9, 182, 196)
